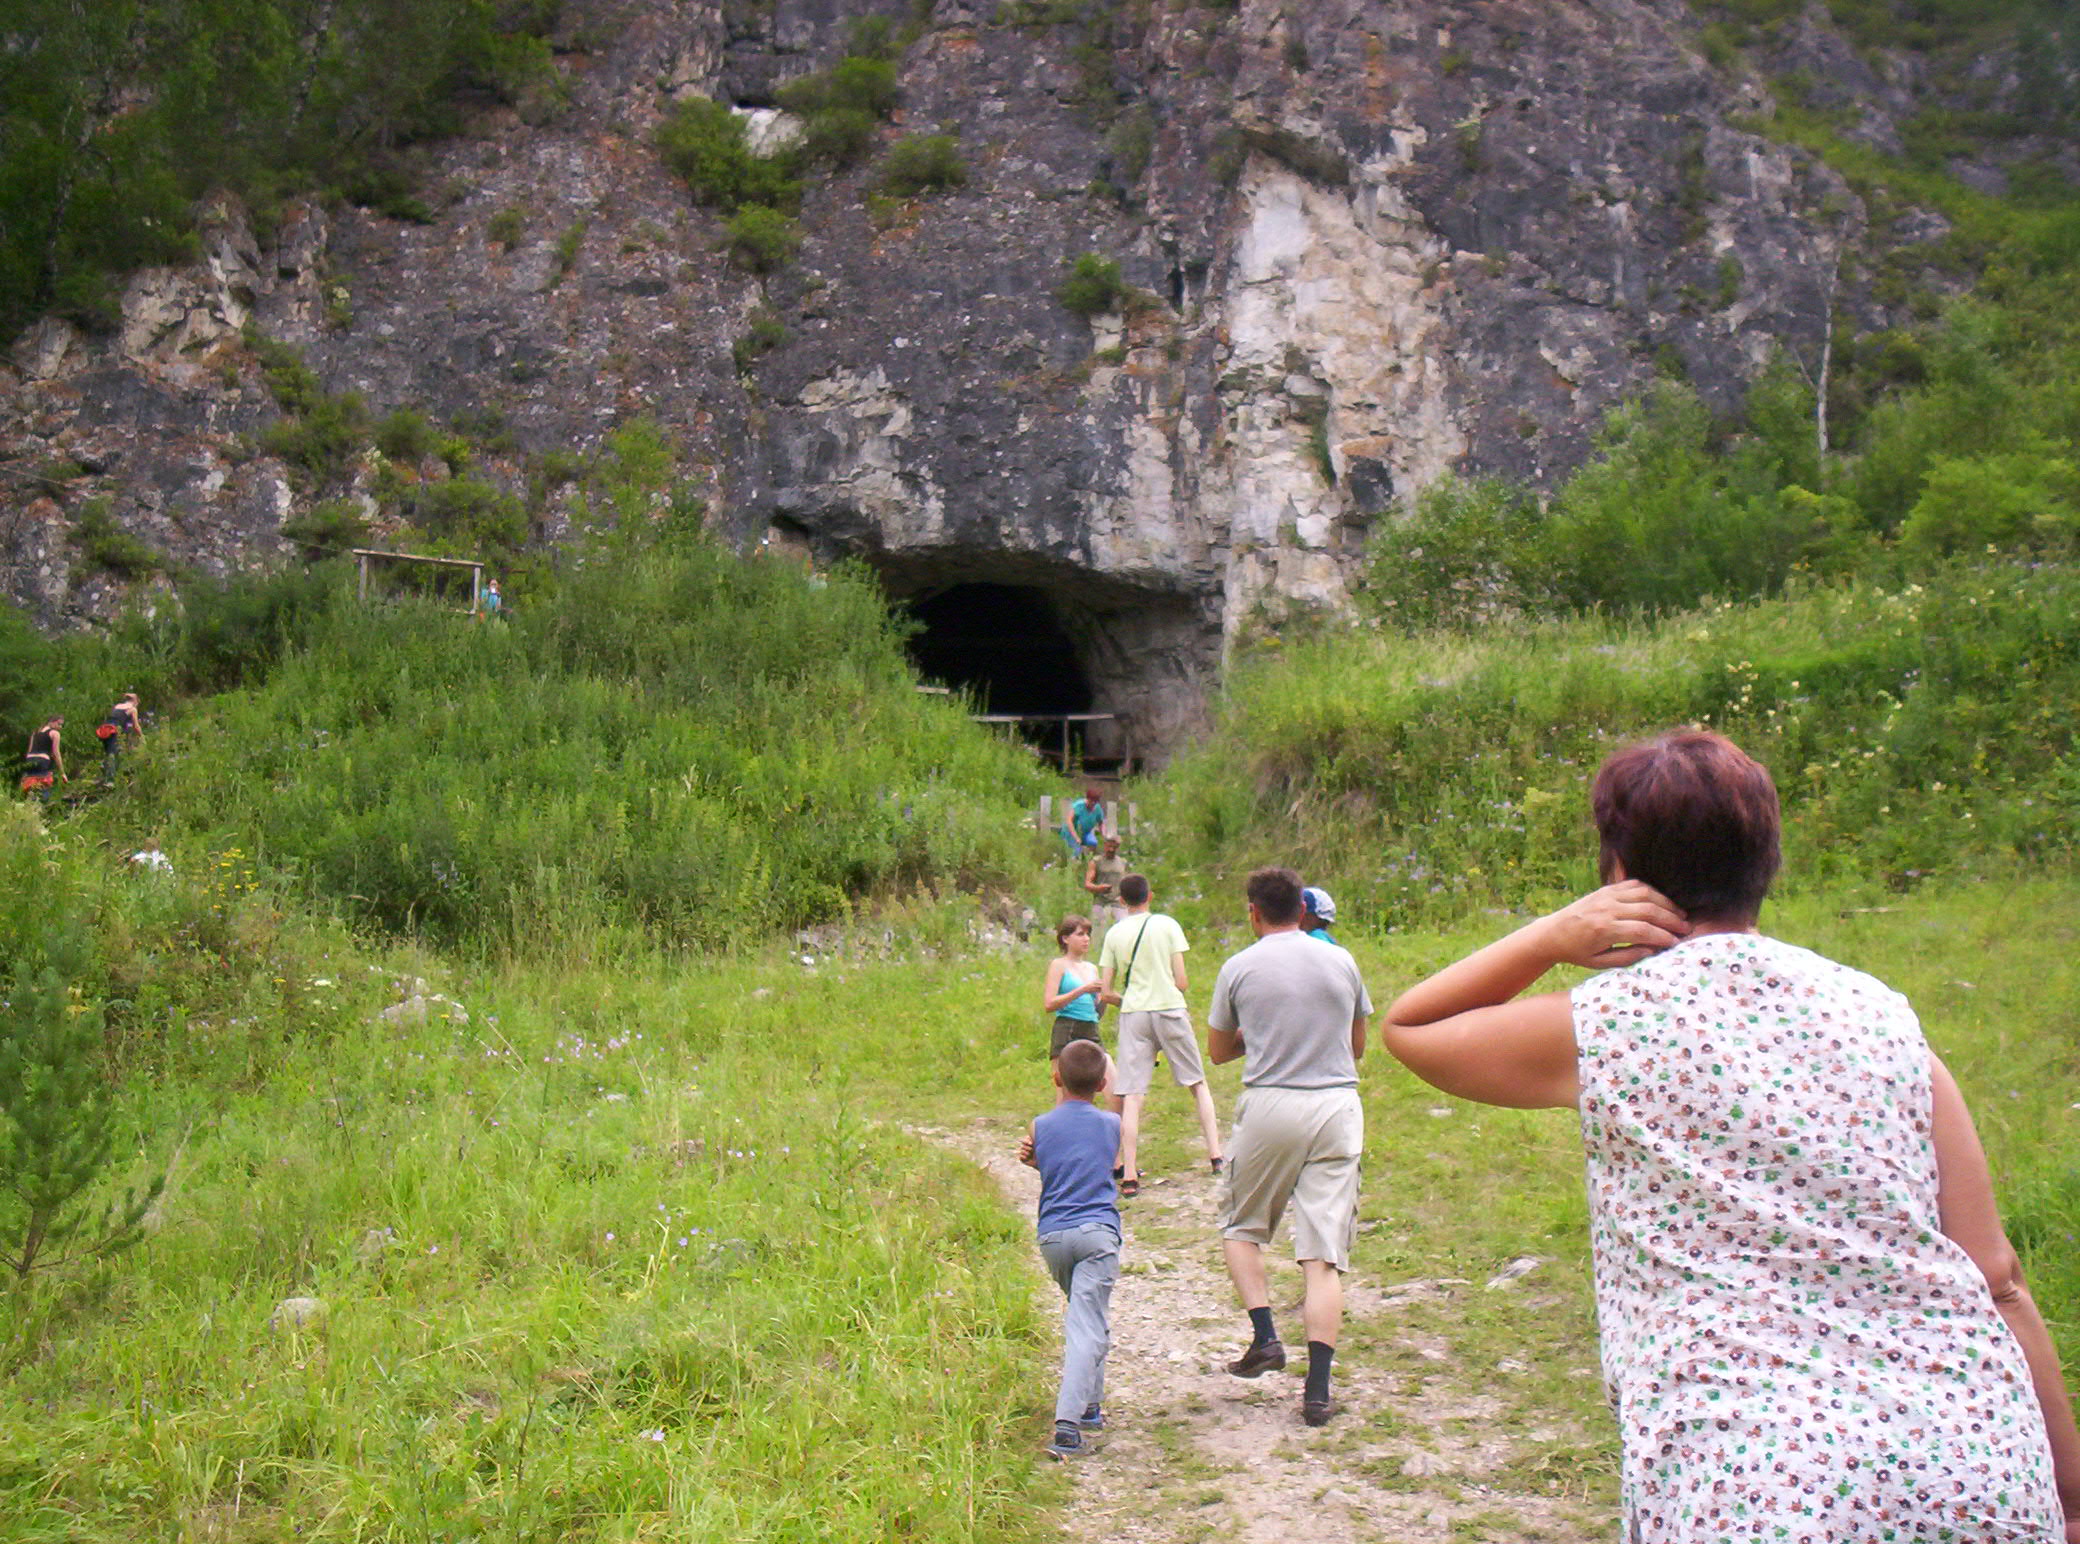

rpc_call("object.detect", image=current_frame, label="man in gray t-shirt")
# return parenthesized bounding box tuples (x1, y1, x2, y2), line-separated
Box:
(1205, 866, 1373, 1428)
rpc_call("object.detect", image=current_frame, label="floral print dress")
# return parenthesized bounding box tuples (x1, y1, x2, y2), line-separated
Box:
(1572, 933, 2062, 1543)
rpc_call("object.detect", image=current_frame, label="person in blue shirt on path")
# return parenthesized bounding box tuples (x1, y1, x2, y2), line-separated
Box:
(1060, 784, 1105, 860)
(1301, 886, 1337, 944)
(1019, 1038, 1122, 1460)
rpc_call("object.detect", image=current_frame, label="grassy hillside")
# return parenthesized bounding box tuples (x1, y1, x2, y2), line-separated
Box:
(20, 540, 1046, 954)
(1158, 556, 2080, 924)
(4, 530, 2078, 1540)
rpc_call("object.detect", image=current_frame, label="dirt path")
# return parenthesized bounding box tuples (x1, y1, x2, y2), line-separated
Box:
(913, 1114, 1613, 1544)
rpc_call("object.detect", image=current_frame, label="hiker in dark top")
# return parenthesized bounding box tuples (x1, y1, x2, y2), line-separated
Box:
(98, 692, 143, 783)
(21, 716, 66, 802)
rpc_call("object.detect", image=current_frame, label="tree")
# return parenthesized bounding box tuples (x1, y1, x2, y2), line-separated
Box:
(0, 884, 161, 1281)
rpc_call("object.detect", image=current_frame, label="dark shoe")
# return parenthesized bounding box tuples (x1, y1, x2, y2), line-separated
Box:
(1226, 1339, 1286, 1378)
(1302, 1396, 1338, 1427)
(1209, 1156, 1224, 1175)
(1045, 1423, 1083, 1460)
(1079, 1403, 1104, 1430)
(1118, 1176, 1140, 1198)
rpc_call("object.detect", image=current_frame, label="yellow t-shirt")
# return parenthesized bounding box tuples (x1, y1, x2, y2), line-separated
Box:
(1098, 912, 1189, 1014)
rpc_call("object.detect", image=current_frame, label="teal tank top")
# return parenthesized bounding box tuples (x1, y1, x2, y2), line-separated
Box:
(1054, 969, 1099, 1022)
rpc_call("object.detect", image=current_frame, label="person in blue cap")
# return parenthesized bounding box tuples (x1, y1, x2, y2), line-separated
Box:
(1300, 886, 1337, 945)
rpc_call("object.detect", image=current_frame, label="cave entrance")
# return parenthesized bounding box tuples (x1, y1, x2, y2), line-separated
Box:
(903, 582, 1108, 766)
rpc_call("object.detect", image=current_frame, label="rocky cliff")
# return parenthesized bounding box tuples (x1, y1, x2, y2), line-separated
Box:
(0, 0, 2041, 760)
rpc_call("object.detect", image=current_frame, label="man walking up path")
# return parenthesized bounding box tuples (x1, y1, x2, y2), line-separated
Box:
(1205, 866, 1373, 1428)
(1098, 874, 1222, 1194)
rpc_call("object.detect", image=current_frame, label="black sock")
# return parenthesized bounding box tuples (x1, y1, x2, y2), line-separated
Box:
(1248, 1306, 1277, 1345)
(1305, 1341, 1334, 1403)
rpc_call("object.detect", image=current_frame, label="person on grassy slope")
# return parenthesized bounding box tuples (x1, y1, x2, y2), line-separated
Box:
(1098, 873, 1222, 1194)
(1044, 914, 1106, 1074)
(1382, 729, 2080, 1543)
(1205, 866, 1373, 1428)
(21, 715, 65, 801)
(1083, 834, 1128, 924)
(1060, 784, 1105, 861)
(97, 691, 142, 783)
(1300, 885, 1337, 944)
(1021, 1037, 1122, 1460)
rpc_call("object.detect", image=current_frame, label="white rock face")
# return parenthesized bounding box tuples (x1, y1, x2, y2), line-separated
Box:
(734, 108, 805, 157)
(1211, 157, 1463, 640)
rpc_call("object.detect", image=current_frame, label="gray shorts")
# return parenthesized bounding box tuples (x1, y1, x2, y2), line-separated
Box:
(1217, 1085, 1363, 1271)
(1113, 1009, 1203, 1095)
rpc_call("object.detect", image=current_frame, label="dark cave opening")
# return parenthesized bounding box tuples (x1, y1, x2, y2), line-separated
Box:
(905, 583, 1092, 718)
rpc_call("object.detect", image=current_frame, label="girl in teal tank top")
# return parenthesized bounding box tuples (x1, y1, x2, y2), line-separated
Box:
(1042, 915, 1106, 1073)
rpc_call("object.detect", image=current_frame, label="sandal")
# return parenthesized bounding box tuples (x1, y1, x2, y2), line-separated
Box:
(1119, 1176, 1141, 1198)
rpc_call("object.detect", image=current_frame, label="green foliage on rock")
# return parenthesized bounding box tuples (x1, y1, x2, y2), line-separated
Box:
(653, 99, 803, 213)
(878, 135, 967, 197)
(1056, 253, 1126, 317)
(0, 0, 565, 339)
(67, 499, 161, 581)
(723, 205, 801, 274)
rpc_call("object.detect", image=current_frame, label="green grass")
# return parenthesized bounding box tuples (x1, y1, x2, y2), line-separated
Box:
(1154, 557, 2080, 931)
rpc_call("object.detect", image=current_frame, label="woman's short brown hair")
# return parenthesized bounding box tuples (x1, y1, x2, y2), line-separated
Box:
(1591, 730, 1781, 923)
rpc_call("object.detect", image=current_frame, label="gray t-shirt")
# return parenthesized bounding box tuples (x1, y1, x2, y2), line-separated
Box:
(1206, 930, 1373, 1089)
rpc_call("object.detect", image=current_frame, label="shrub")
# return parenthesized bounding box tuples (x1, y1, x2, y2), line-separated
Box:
(654, 98, 802, 212)
(67, 498, 161, 580)
(1899, 447, 2080, 557)
(722, 205, 799, 273)
(799, 106, 879, 166)
(776, 53, 901, 169)
(549, 219, 587, 287)
(260, 389, 369, 482)
(280, 499, 370, 559)
(1056, 253, 1125, 317)
(0, 852, 162, 1280)
(878, 135, 966, 197)
(398, 477, 529, 554)
(487, 205, 528, 250)
(1360, 476, 1548, 631)
(732, 307, 789, 373)
(375, 407, 438, 463)
(1537, 381, 1837, 613)
(778, 56, 900, 121)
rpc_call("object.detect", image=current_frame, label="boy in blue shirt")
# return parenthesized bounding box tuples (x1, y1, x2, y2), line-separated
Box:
(1020, 1038, 1121, 1458)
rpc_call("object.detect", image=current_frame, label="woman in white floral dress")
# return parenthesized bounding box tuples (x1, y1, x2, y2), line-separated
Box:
(1381, 730, 2080, 1542)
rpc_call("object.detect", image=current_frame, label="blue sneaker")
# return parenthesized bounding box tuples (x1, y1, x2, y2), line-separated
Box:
(1045, 1423, 1083, 1460)
(1079, 1404, 1104, 1430)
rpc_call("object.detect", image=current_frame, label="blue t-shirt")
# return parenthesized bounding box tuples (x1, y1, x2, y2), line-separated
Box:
(1306, 926, 1337, 945)
(1033, 1100, 1121, 1237)
(1066, 797, 1103, 846)
(1054, 969, 1100, 1023)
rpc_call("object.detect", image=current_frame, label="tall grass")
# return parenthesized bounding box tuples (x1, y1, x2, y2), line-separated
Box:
(0, 808, 1058, 1540)
(52, 543, 1046, 954)
(1154, 557, 2080, 926)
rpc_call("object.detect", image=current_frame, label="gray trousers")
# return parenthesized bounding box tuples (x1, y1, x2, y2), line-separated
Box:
(1038, 1222, 1120, 1425)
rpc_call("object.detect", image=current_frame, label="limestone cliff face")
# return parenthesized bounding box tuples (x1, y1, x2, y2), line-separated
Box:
(0, 0, 2009, 759)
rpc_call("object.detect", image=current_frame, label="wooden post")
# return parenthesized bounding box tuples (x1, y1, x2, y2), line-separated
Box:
(1038, 794, 1053, 834)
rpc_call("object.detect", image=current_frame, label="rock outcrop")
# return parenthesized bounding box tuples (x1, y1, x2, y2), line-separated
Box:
(0, 0, 2047, 760)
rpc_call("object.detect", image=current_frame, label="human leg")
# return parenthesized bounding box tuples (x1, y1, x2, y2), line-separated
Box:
(1111, 1012, 1158, 1183)
(1188, 1079, 1223, 1165)
(1299, 1257, 1343, 1346)
(1039, 1224, 1119, 1428)
(1115, 1094, 1145, 1183)
(1222, 1237, 1270, 1311)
